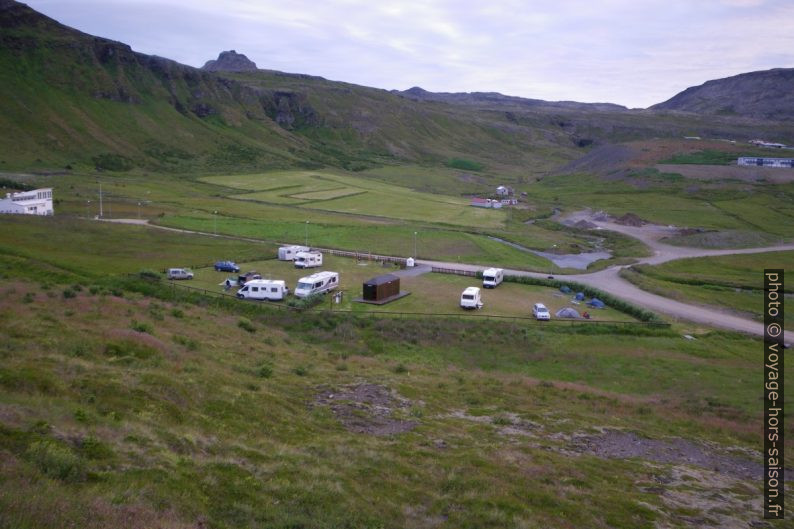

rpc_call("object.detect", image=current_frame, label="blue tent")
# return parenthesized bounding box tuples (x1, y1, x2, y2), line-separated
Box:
(559, 285, 572, 294)
(587, 298, 606, 308)
(574, 292, 585, 301)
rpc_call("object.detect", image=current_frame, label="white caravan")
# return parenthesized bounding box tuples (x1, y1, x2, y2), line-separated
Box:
(482, 268, 504, 288)
(278, 245, 310, 261)
(460, 286, 483, 309)
(236, 279, 290, 301)
(294, 271, 339, 298)
(294, 251, 323, 269)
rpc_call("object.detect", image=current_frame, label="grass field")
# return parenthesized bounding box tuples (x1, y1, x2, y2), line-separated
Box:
(203, 170, 507, 228)
(623, 251, 794, 329)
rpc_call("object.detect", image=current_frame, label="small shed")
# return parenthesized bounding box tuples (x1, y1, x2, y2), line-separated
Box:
(363, 274, 400, 302)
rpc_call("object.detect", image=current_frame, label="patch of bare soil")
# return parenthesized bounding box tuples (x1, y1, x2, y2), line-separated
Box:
(615, 212, 647, 227)
(569, 430, 762, 481)
(314, 383, 417, 436)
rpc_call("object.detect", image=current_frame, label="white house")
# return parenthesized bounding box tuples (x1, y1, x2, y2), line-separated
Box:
(495, 185, 512, 196)
(738, 157, 794, 168)
(0, 188, 54, 215)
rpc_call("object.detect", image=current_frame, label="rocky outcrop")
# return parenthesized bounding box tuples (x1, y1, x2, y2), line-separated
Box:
(258, 90, 319, 129)
(202, 50, 258, 72)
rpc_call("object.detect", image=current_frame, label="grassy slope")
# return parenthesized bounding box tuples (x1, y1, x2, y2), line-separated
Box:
(0, 215, 787, 528)
(622, 251, 794, 329)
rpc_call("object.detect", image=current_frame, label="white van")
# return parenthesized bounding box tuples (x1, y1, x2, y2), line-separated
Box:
(482, 268, 504, 288)
(460, 286, 483, 309)
(533, 303, 551, 321)
(236, 279, 289, 301)
(167, 268, 193, 280)
(294, 251, 323, 269)
(294, 271, 339, 298)
(278, 245, 310, 261)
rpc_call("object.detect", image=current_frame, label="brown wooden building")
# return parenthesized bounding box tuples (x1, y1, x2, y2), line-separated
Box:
(362, 274, 400, 302)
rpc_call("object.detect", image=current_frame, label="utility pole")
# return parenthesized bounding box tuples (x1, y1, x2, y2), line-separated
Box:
(213, 210, 218, 235)
(98, 182, 103, 218)
(414, 231, 417, 258)
(305, 220, 309, 246)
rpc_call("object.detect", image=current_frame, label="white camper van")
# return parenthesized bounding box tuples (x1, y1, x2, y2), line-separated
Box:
(278, 245, 310, 261)
(460, 286, 483, 309)
(294, 271, 339, 298)
(236, 279, 289, 301)
(294, 251, 323, 269)
(482, 268, 504, 288)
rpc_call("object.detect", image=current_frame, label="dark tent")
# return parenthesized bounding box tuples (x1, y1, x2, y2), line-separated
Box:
(587, 298, 606, 308)
(574, 292, 585, 301)
(559, 285, 572, 294)
(363, 274, 400, 302)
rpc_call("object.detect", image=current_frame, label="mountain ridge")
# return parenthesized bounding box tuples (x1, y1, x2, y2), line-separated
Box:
(651, 68, 794, 120)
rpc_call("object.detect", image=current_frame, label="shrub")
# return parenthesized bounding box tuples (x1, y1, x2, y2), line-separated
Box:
(131, 320, 154, 334)
(446, 158, 484, 171)
(62, 288, 76, 299)
(172, 335, 199, 351)
(238, 317, 256, 333)
(393, 363, 408, 374)
(285, 294, 323, 310)
(171, 308, 185, 319)
(292, 365, 309, 376)
(104, 340, 158, 360)
(138, 269, 161, 281)
(22, 292, 35, 303)
(256, 365, 273, 378)
(26, 440, 85, 482)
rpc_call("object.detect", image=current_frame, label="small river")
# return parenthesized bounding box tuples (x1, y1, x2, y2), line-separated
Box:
(488, 237, 611, 270)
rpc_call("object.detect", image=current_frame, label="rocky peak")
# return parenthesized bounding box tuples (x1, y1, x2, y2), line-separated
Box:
(202, 50, 257, 72)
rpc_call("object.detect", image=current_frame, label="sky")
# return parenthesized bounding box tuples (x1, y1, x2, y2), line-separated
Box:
(25, 0, 794, 108)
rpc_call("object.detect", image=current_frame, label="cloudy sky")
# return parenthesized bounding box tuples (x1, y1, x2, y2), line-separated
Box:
(25, 0, 794, 108)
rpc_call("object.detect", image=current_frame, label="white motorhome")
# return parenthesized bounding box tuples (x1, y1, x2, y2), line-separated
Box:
(460, 286, 483, 309)
(236, 279, 289, 301)
(278, 245, 310, 261)
(482, 268, 504, 288)
(294, 251, 323, 269)
(294, 271, 339, 298)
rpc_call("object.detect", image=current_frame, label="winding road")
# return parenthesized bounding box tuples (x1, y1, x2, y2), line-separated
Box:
(102, 217, 792, 342)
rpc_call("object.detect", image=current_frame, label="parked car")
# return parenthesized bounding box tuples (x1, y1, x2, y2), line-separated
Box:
(167, 268, 194, 280)
(532, 303, 551, 321)
(214, 260, 240, 273)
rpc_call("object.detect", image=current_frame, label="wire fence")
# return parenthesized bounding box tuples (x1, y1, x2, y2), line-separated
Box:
(164, 280, 670, 329)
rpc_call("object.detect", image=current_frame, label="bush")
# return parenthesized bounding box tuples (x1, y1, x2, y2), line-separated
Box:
(292, 365, 309, 376)
(62, 288, 76, 299)
(26, 440, 85, 482)
(257, 365, 273, 378)
(131, 320, 154, 334)
(445, 158, 484, 171)
(138, 269, 161, 281)
(285, 294, 323, 310)
(238, 317, 256, 333)
(172, 334, 199, 351)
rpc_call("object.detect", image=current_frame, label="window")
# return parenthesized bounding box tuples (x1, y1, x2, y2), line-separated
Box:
(271, 288, 278, 292)
(252, 287, 259, 292)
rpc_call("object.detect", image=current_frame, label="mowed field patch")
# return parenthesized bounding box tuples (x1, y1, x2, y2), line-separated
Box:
(202, 170, 506, 228)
